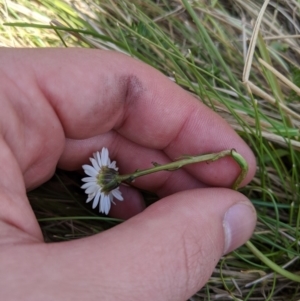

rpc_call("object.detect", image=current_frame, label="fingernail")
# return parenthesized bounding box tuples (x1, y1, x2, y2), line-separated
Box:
(223, 202, 257, 254)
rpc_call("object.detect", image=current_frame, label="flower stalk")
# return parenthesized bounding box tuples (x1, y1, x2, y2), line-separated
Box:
(113, 149, 248, 191)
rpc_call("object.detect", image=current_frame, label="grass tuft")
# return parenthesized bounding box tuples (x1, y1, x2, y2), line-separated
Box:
(1, 0, 300, 299)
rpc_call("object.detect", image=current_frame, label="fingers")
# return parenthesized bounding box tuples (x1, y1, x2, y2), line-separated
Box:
(0, 137, 42, 241)
(1, 188, 256, 300)
(108, 185, 146, 219)
(0, 64, 65, 189)
(0, 48, 255, 188)
(66, 189, 256, 301)
(87, 189, 255, 301)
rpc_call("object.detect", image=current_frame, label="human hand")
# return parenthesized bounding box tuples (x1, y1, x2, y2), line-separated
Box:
(0, 48, 256, 300)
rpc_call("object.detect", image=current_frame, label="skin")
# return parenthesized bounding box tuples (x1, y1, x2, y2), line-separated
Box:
(0, 48, 257, 300)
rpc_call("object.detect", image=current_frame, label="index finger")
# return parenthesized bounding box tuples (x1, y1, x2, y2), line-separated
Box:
(5, 48, 256, 187)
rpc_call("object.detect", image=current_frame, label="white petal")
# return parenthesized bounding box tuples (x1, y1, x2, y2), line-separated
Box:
(81, 182, 94, 189)
(82, 165, 98, 177)
(99, 193, 106, 213)
(109, 193, 116, 205)
(82, 177, 97, 183)
(85, 185, 100, 194)
(92, 191, 101, 209)
(111, 188, 123, 201)
(109, 161, 117, 170)
(101, 147, 109, 166)
(95, 151, 102, 168)
(90, 157, 100, 172)
(104, 195, 111, 215)
(86, 194, 95, 203)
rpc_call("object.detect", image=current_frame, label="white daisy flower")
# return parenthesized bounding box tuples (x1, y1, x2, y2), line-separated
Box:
(81, 147, 123, 215)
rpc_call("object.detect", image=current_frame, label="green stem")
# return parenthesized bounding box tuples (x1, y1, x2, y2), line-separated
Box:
(116, 149, 248, 190)
(246, 241, 300, 283)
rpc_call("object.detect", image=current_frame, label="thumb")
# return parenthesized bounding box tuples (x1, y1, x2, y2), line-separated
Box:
(25, 187, 256, 301)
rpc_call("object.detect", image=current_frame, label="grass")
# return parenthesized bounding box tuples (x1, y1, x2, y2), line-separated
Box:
(1, 0, 300, 299)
